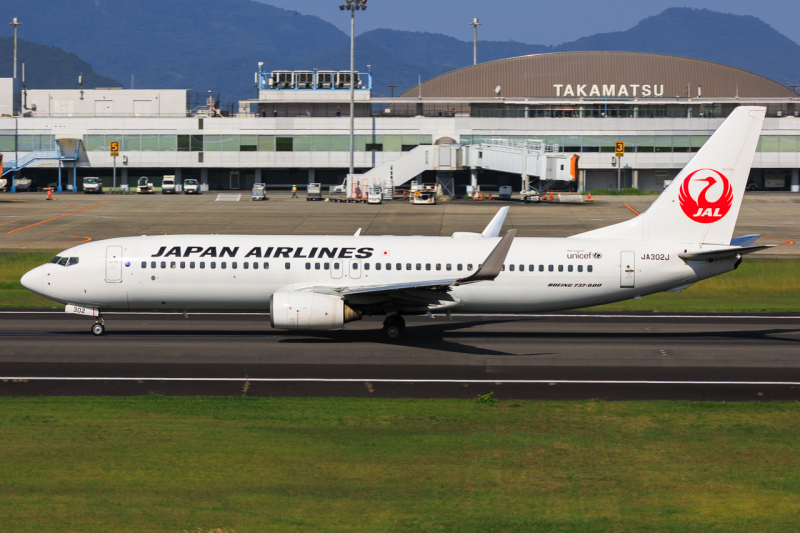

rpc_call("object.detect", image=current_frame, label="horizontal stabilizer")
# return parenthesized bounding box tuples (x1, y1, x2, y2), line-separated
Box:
(730, 234, 760, 247)
(679, 245, 774, 261)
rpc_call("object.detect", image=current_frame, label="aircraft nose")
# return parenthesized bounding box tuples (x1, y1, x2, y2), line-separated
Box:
(20, 266, 43, 295)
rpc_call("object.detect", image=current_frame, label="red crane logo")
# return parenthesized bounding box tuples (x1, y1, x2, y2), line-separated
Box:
(678, 169, 733, 224)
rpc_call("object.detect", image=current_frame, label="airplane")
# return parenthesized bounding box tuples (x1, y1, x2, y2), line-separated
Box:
(21, 106, 773, 339)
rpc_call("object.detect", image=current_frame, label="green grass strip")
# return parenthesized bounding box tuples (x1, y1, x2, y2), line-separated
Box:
(1, 396, 799, 532)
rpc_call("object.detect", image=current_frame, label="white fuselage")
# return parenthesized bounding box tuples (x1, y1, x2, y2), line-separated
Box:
(24, 234, 731, 314)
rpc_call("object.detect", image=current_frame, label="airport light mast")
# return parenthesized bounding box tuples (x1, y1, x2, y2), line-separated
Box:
(339, 0, 367, 179)
(470, 18, 481, 65)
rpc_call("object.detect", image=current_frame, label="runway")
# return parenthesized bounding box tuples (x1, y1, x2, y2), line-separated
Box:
(2, 312, 799, 401)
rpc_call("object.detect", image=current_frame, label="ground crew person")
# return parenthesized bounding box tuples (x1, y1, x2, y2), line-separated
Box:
(292, 185, 297, 198)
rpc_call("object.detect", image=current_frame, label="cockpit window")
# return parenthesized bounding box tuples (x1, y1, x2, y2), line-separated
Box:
(51, 256, 79, 267)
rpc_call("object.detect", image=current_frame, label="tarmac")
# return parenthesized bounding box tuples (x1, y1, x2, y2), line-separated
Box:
(0, 190, 797, 256)
(1, 312, 799, 401)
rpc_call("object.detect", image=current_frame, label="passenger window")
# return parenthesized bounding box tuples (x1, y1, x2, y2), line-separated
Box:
(221, 262, 227, 269)
(353, 263, 359, 270)
(324, 262, 329, 270)
(425, 264, 430, 271)
(190, 262, 195, 269)
(406, 263, 411, 270)
(457, 264, 462, 271)
(539, 265, 544, 272)
(568, 265, 573, 272)
(253, 262, 258, 270)
(529, 265, 534, 271)
(519, 264, 524, 272)
(180, 262, 185, 269)
(232, 262, 237, 269)
(375, 263, 381, 270)
(501, 264, 506, 271)
(578, 265, 583, 272)
(141, 261, 146, 268)
(305, 263, 311, 270)
(171, 262, 176, 269)
(334, 263, 340, 270)
(548, 265, 553, 272)
(446, 264, 451, 271)
(397, 263, 402, 270)
(151, 261, 156, 269)
(315, 263, 321, 270)
(436, 264, 441, 271)
(161, 261, 166, 269)
(211, 262, 216, 269)
(467, 264, 473, 271)
(509, 264, 515, 271)
(386, 263, 391, 270)
(558, 265, 563, 272)
(244, 262, 249, 269)
(416, 264, 421, 271)
(588, 265, 593, 273)
(364, 263, 370, 270)
(200, 262, 205, 269)
(285, 262, 291, 269)
(264, 262, 269, 269)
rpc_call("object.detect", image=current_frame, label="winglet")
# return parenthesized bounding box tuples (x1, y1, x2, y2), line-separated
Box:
(730, 234, 760, 247)
(482, 207, 509, 238)
(354, 228, 361, 236)
(457, 229, 516, 284)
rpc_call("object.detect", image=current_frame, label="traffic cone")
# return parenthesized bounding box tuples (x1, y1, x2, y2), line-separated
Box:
(46, 187, 53, 200)
(487, 194, 492, 201)
(549, 190, 554, 201)
(586, 191, 594, 202)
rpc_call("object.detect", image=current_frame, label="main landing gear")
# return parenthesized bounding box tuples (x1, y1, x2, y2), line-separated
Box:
(91, 316, 105, 336)
(382, 315, 405, 340)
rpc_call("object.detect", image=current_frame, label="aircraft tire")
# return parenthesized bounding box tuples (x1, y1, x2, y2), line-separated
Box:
(383, 315, 405, 340)
(91, 323, 105, 336)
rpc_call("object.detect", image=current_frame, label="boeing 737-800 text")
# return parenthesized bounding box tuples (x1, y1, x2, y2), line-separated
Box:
(21, 106, 772, 339)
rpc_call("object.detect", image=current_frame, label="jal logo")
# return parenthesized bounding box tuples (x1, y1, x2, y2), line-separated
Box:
(678, 169, 733, 224)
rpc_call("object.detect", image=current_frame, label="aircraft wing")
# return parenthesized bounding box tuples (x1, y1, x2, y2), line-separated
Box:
(313, 229, 517, 297)
(679, 245, 774, 261)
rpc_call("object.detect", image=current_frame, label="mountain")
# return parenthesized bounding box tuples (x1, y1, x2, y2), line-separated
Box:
(0, 37, 121, 89)
(553, 8, 800, 88)
(1, 2, 798, 101)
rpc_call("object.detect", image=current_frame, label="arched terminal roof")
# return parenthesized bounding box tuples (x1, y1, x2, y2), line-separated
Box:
(399, 51, 797, 99)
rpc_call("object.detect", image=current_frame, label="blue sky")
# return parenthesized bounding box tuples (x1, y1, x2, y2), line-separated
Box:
(260, 0, 800, 46)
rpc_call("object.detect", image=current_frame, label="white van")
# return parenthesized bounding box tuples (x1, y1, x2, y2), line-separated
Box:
(162, 175, 176, 194)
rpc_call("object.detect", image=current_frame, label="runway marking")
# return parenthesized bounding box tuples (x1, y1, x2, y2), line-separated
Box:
(763, 237, 794, 247)
(6, 202, 109, 233)
(624, 204, 641, 215)
(2, 377, 800, 386)
(0, 202, 78, 227)
(20, 233, 94, 246)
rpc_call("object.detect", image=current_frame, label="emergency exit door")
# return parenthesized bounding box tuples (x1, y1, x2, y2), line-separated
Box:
(106, 246, 123, 282)
(330, 259, 343, 279)
(620, 251, 635, 288)
(349, 259, 361, 279)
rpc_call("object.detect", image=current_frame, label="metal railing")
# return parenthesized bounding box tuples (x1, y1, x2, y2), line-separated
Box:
(2, 147, 80, 176)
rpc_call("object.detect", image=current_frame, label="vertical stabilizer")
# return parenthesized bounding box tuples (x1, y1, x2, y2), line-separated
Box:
(572, 106, 765, 245)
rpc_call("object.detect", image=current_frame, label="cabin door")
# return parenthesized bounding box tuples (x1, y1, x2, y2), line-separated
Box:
(349, 259, 361, 279)
(620, 251, 635, 288)
(105, 246, 123, 283)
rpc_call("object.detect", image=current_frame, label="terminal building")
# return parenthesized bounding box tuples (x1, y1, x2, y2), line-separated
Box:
(1, 51, 799, 193)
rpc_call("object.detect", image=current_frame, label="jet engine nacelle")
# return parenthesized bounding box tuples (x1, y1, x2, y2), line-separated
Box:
(270, 290, 362, 330)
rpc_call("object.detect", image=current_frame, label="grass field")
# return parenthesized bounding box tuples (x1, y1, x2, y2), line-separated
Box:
(1, 251, 797, 312)
(1, 396, 799, 532)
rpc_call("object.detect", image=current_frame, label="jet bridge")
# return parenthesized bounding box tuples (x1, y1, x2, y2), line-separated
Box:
(346, 138, 577, 198)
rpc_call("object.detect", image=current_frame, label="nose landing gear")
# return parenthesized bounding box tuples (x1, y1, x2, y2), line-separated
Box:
(91, 316, 105, 336)
(382, 315, 405, 340)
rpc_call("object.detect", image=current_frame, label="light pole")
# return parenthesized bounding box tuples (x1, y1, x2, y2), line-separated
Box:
(469, 18, 481, 66)
(388, 84, 397, 97)
(9, 18, 21, 193)
(339, 0, 367, 181)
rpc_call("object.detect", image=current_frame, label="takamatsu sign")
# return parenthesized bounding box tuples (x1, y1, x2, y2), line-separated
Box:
(553, 84, 665, 97)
